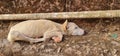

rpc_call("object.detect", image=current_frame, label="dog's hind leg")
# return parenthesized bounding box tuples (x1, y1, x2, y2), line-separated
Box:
(7, 31, 45, 44)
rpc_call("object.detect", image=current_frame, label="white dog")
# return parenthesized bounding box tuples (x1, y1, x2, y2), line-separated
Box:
(7, 20, 84, 43)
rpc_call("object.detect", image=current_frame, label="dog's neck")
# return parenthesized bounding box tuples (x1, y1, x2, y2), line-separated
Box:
(59, 25, 69, 35)
(55, 23, 69, 35)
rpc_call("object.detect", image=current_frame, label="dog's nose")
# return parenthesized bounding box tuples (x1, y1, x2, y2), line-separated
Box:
(79, 29, 85, 35)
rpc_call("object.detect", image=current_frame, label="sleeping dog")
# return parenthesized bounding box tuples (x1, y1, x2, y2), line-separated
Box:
(7, 19, 84, 43)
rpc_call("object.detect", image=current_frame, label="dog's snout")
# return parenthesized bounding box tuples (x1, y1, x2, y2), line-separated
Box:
(79, 29, 85, 35)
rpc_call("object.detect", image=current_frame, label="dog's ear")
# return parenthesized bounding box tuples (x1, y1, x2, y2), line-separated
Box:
(62, 20, 68, 31)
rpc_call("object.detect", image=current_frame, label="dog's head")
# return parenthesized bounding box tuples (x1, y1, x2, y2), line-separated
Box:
(62, 20, 85, 35)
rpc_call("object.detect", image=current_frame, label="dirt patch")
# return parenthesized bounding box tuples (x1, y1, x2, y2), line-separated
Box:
(1, 19, 120, 56)
(0, 0, 66, 14)
(0, 0, 120, 13)
(66, 0, 120, 11)
(0, 0, 120, 56)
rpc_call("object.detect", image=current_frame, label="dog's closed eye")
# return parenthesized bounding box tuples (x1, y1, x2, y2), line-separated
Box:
(74, 27, 78, 29)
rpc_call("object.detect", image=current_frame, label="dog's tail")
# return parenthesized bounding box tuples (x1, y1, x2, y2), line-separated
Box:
(7, 30, 45, 44)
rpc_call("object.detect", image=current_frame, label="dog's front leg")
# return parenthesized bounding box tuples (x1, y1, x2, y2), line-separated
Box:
(43, 30, 63, 43)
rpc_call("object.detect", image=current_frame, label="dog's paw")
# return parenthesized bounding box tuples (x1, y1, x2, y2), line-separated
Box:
(52, 37, 61, 43)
